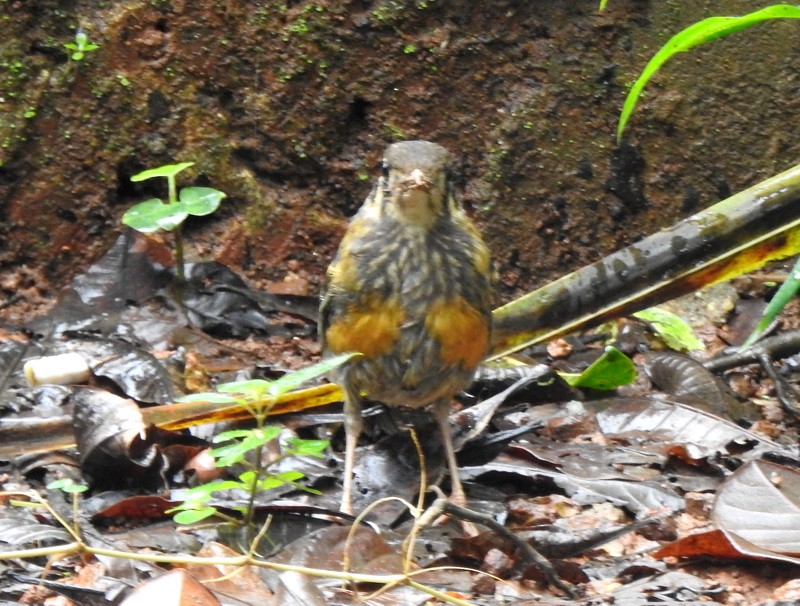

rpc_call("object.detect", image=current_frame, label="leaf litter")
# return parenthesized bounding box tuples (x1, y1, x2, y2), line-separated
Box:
(2, 234, 800, 603)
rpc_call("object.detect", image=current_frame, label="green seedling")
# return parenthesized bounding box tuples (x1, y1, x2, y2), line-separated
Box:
(617, 4, 800, 141)
(167, 353, 358, 533)
(47, 478, 88, 535)
(122, 162, 226, 288)
(64, 30, 99, 61)
(47, 478, 89, 494)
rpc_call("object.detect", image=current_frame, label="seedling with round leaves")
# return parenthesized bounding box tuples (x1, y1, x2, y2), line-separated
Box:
(167, 353, 358, 532)
(122, 162, 226, 289)
(64, 30, 99, 62)
(47, 478, 89, 535)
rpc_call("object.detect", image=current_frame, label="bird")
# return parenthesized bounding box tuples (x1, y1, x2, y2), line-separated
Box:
(320, 140, 493, 514)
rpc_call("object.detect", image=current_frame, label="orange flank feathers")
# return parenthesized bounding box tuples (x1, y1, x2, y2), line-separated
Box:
(425, 296, 490, 369)
(324, 294, 405, 358)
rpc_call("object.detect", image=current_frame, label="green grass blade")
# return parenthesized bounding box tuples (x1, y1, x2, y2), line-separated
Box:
(216, 379, 272, 396)
(743, 256, 800, 346)
(618, 5, 800, 141)
(176, 392, 240, 404)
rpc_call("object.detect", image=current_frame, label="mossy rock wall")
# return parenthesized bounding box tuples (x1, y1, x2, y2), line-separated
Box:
(1, 0, 798, 313)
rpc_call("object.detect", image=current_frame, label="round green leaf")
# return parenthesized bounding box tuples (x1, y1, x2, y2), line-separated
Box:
(173, 507, 218, 524)
(180, 187, 226, 216)
(561, 346, 636, 391)
(122, 198, 187, 232)
(633, 307, 705, 352)
(62, 483, 89, 494)
(131, 162, 195, 182)
(47, 478, 88, 493)
(122, 198, 164, 232)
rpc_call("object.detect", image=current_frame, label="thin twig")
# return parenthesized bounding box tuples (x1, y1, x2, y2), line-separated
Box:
(704, 329, 800, 416)
(418, 490, 577, 598)
(704, 329, 800, 372)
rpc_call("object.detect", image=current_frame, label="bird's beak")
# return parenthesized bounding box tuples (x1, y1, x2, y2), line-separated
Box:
(402, 168, 431, 191)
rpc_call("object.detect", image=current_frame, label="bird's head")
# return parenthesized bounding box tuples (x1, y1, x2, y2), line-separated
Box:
(378, 140, 455, 228)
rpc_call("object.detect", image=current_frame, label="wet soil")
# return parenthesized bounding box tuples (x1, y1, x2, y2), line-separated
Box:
(2, 0, 799, 325)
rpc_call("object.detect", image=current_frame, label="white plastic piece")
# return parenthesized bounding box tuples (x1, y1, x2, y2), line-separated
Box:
(23, 352, 91, 386)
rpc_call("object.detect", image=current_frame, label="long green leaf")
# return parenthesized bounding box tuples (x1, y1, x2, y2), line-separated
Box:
(618, 5, 800, 141)
(743, 256, 800, 346)
(266, 352, 360, 397)
(490, 163, 800, 358)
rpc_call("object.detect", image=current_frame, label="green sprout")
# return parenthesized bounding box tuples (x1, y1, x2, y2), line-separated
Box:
(167, 353, 358, 534)
(47, 478, 89, 495)
(122, 162, 226, 290)
(64, 30, 99, 61)
(47, 478, 89, 535)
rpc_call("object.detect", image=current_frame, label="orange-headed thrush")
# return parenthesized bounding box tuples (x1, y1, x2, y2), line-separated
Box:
(321, 140, 493, 513)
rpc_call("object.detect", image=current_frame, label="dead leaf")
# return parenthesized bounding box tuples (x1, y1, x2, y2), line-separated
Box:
(595, 398, 776, 460)
(0, 507, 72, 548)
(644, 352, 759, 422)
(464, 452, 684, 518)
(119, 569, 221, 606)
(274, 571, 325, 606)
(652, 528, 745, 560)
(187, 542, 275, 605)
(91, 495, 177, 520)
(712, 459, 800, 565)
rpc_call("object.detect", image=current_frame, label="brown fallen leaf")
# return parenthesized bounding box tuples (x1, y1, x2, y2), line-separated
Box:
(92, 495, 177, 520)
(712, 459, 800, 566)
(186, 542, 275, 605)
(652, 528, 745, 560)
(119, 569, 221, 606)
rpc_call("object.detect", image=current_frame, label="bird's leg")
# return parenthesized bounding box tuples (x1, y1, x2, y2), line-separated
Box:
(432, 398, 467, 507)
(341, 384, 363, 514)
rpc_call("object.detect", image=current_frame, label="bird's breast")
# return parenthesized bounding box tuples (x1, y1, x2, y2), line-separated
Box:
(322, 217, 491, 406)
